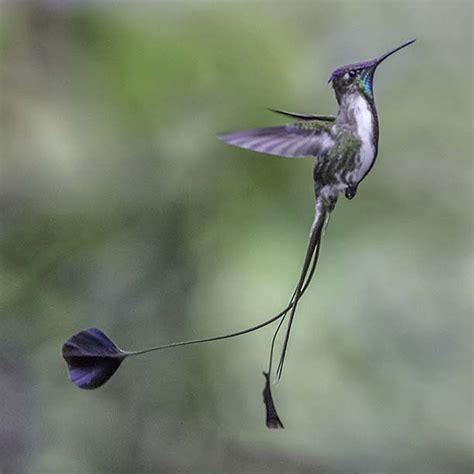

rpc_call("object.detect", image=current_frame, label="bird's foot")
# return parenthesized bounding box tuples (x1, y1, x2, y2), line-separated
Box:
(345, 185, 357, 200)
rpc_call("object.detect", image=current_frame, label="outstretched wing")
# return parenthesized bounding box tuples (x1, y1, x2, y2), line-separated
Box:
(268, 108, 336, 122)
(217, 121, 334, 158)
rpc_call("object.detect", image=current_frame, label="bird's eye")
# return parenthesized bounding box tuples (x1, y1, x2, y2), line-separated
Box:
(343, 70, 357, 81)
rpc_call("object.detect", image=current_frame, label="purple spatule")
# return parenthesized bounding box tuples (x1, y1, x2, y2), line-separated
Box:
(62, 328, 127, 390)
(262, 371, 284, 429)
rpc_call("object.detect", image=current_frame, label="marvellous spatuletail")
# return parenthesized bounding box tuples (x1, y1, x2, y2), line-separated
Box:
(63, 40, 416, 428)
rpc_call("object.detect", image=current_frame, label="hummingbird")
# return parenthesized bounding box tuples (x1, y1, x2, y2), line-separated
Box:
(62, 40, 415, 430)
(217, 38, 416, 422)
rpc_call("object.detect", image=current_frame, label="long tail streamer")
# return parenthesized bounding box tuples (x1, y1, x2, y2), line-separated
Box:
(62, 198, 330, 428)
(262, 198, 328, 427)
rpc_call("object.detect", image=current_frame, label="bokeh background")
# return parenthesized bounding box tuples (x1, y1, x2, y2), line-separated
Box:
(1, 1, 472, 472)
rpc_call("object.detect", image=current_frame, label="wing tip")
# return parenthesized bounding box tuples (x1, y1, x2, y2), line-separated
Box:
(216, 131, 239, 146)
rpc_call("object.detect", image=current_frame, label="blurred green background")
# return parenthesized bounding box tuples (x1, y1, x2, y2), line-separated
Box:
(0, 1, 472, 472)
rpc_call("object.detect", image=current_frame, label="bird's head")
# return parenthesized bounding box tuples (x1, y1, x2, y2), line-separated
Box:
(329, 39, 416, 103)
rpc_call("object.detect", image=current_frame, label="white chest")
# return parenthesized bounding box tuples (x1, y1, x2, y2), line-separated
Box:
(350, 95, 376, 182)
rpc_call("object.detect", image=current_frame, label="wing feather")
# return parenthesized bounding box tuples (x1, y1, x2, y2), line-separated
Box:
(217, 122, 333, 158)
(268, 108, 336, 122)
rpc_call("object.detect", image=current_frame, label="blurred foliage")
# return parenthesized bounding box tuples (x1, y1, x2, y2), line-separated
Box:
(0, 1, 472, 472)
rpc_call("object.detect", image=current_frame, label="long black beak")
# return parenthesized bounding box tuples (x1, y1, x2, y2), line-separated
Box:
(374, 39, 416, 67)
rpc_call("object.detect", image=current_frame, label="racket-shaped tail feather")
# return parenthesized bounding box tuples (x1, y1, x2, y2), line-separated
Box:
(62, 328, 127, 390)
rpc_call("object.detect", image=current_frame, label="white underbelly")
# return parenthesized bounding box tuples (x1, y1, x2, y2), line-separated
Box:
(349, 95, 376, 183)
(354, 139, 375, 182)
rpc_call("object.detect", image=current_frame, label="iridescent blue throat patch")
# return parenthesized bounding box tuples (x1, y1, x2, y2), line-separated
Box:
(357, 71, 374, 98)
